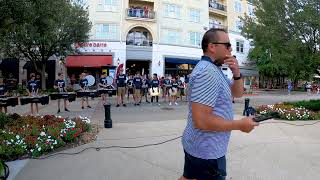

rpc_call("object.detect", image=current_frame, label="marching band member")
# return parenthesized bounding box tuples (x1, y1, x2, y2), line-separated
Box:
(176, 75, 184, 102)
(54, 72, 69, 113)
(98, 72, 108, 103)
(169, 77, 179, 106)
(116, 68, 127, 107)
(163, 75, 171, 102)
(0, 78, 8, 113)
(150, 73, 160, 104)
(27, 74, 39, 114)
(79, 73, 91, 109)
(127, 75, 134, 102)
(140, 75, 150, 103)
(133, 72, 142, 106)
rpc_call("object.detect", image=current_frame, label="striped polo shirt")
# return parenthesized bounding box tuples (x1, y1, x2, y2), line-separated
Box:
(182, 56, 233, 159)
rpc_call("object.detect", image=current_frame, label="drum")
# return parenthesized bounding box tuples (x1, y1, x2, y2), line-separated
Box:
(50, 92, 76, 102)
(85, 75, 95, 86)
(169, 87, 178, 96)
(0, 97, 19, 107)
(76, 90, 99, 98)
(149, 87, 160, 96)
(20, 95, 49, 105)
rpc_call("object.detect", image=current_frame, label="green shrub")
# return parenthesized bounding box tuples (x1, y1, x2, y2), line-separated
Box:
(285, 100, 320, 111)
(0, 113, 12, 129)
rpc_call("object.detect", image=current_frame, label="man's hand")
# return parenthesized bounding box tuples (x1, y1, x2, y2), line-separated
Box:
(236, 117, 259, 133)
(224, 55, 240, 77)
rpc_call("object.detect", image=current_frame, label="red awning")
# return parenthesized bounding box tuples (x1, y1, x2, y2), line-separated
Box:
(66, 55, 113, 67)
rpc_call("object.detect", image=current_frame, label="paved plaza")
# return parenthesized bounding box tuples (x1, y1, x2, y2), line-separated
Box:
(6, 90, 320, 180)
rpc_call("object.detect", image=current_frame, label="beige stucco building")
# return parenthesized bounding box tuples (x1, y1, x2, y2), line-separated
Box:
(66, 0, 258, 87)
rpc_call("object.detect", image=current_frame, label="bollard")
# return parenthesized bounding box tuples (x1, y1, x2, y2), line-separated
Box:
(243, 98, 250, 116)
(104, 103, 112, 128)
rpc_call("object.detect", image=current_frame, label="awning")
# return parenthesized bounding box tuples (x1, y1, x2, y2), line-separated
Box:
(66, 55, 113, 67)
(165, 57, 200, 65)
(240, 68, 259, 77)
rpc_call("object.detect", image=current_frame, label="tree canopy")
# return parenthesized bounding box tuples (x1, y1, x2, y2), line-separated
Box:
(0, 0, 91, 89)
(241, 0, 320, 85)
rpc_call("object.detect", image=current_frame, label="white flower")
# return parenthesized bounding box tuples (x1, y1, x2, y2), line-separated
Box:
(40, 132, 46, 136)
(16, 135, 20, 139)
(11, 139, 14, 142)
(30, 149, 34, 153)
(38, 147, 41, 151)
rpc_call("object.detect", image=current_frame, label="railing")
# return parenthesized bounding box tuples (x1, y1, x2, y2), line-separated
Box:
(126, 39, 153, 47)
(209, 23, 228, 30)
(126, 8, 155, 19)
(209, 2, 227, 12)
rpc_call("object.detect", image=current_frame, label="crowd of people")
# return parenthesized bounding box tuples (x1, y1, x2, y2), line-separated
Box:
(115, 68, 189, 107)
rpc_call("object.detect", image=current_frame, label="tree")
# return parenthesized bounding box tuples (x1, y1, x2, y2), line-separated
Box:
(0, 0, 91, 89)
(241, 0, 320, 87)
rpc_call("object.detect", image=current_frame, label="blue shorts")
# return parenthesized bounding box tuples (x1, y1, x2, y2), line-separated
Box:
(183, 150, 227, 180)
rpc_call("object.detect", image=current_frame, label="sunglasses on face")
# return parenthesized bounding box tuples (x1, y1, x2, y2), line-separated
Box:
(210, 42, 232, 49)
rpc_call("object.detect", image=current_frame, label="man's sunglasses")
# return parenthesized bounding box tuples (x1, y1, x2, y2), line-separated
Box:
(210, 42, 232, 49)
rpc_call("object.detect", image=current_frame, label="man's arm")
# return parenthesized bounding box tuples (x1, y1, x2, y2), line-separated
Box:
(192, 102, 258, 132)
(231, 75, 244, 98)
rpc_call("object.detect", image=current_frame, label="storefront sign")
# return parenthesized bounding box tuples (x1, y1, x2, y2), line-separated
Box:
(75, 42, 108, 48)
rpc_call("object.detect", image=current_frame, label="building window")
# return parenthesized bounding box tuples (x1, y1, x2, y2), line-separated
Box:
(234, 1, 242, 13)
(236, 41, 244, 53)
(97, 0, 118, 11)
(164, 4, 181, 19)
(189, 32, 201, 46)
(162, 29, 180, 45)
(235, 18, 243, 31)
(189, 9, 200, 23)
(95, 24, 118, 40)
(248, 5, 254, 16)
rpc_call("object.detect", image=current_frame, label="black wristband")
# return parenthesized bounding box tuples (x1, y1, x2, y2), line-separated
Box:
(233, 73, 242, 80)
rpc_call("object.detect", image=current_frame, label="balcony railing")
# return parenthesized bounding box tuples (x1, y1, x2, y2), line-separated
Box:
(126, 8, 155, 19)
(126, 39, 153, 47)
(209, 2, 227, 12)
(209, 23, 228, 30)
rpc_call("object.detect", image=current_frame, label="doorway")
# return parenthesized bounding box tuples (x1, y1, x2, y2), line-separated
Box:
(126, 60, 150, 76)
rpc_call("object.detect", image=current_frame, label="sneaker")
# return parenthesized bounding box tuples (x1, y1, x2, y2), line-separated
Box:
(116, 104, 120, 107)
(123, 104, 127, 107)
(146, 101, 150, 103)
(134, 104, 137, 106)
(87, 105, 91, 108)
(169, 102, 172, 106)
(175, 102, 178, 105)
(65, 108, 70, 112)
(81, 106, 84, 109)
(137, 103, 140, 106)
(57, 109, 60, 113)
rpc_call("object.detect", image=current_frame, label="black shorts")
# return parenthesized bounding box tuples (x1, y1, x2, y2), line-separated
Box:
(183, 150, 227, 180)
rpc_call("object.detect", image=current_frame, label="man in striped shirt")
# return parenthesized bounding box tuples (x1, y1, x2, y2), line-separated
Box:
(180, 28, 258, 180)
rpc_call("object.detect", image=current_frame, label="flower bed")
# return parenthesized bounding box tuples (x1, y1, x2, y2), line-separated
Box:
(256, 103, 320, 121)
(0, 113, 96, 161)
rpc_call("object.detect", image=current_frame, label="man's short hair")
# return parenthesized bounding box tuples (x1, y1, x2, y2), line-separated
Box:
(58, 72, 63, 76)
(201, 28, 227, 53)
